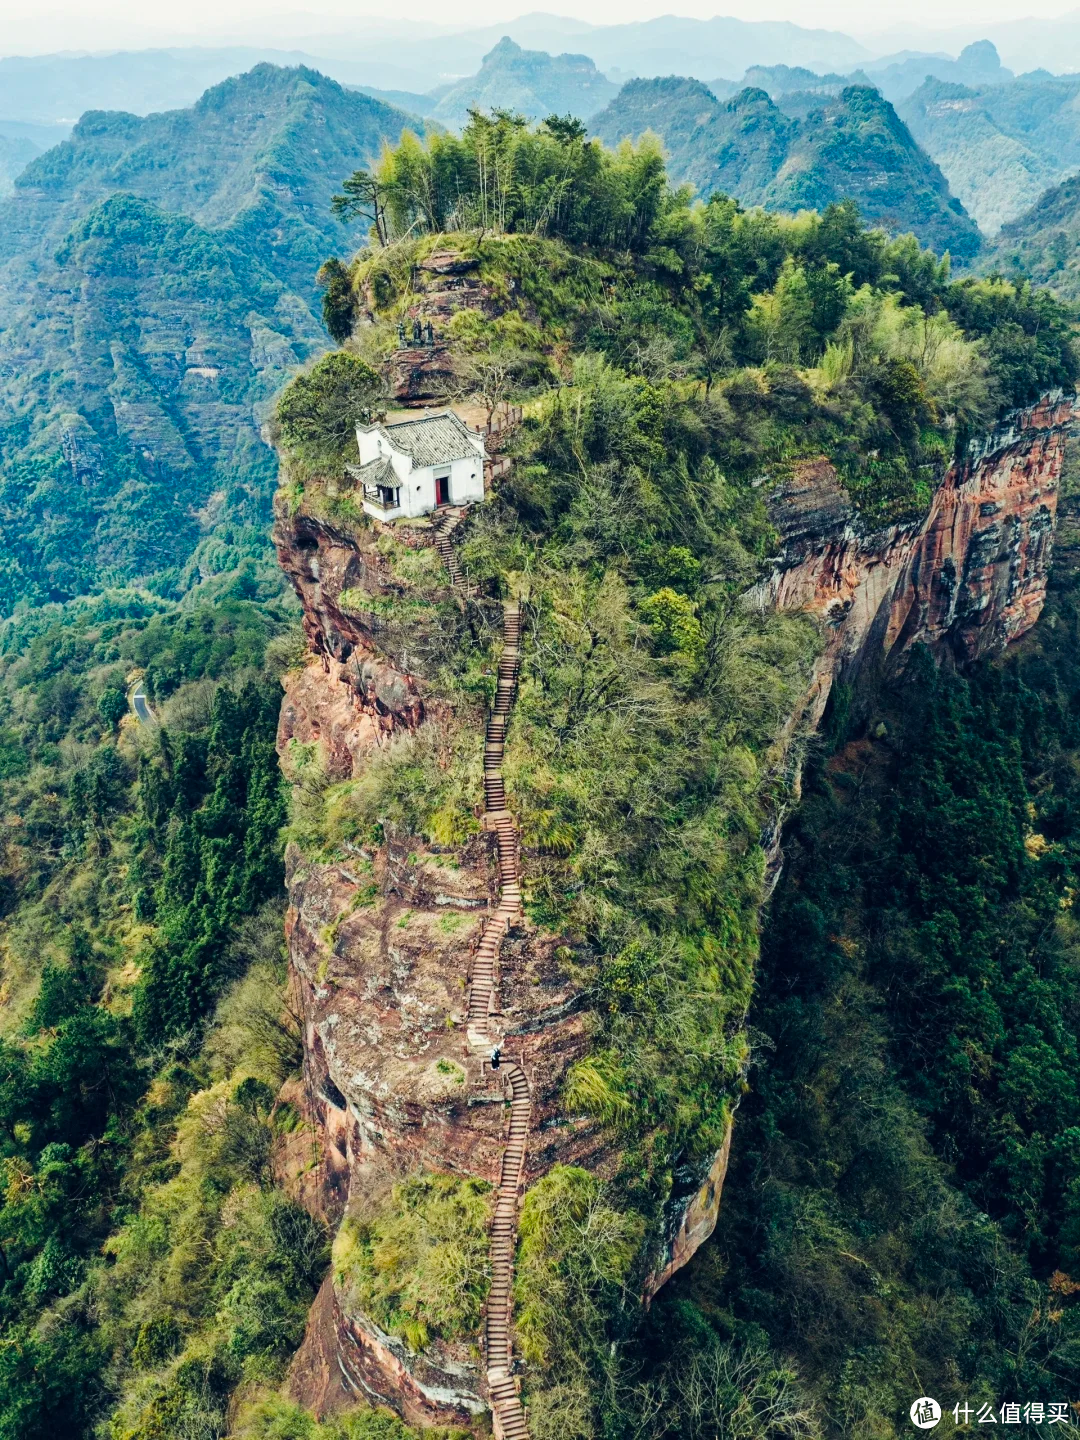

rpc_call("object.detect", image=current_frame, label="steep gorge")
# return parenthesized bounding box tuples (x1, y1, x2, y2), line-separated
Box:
(270, 389, 1078, 1431)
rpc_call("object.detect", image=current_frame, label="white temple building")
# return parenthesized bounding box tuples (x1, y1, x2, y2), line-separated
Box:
(348, 411, 487, 521)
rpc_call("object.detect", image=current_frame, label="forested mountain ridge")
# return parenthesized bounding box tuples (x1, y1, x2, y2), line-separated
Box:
(590, 79, 983, 261)
(985, 168, 1080, 301)
(899, 70, 1080, 232)
(0, 64, 422, 617)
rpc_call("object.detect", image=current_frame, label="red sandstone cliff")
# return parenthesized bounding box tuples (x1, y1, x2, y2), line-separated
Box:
(273, 504, 610, 1426)
(273, 391, 1078, 1428)
(752, 392, 1076, 730)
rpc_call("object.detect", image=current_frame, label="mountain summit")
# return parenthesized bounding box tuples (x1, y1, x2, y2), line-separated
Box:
(430, 37, 618, 127)
(0, 64, 419, 611)
(591, 77, 981, 259)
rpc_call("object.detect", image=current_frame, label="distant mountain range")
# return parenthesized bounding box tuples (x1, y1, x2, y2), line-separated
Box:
(2, 30, 1074, 244)
(0, 15, 875, 126)
(204, 14, 874, 90)
(590, 78, 981, 261)
(861, 15, 1080, 76)
(0, 64, 418, 609)
(899, 71, 1080, 234)
(11, 14, 1080, 121)
(21, 7, 1080, 81)
(0, 47, 389, 127)
(864, 39, 1013, 104)
(427, 38, 617, 127)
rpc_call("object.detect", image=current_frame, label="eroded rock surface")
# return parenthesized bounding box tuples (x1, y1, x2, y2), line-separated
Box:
(276, 508, 609, 1421)
(752, 391, 1078, 728)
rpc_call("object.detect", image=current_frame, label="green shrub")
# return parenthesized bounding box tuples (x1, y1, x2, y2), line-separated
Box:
(97, 683, 129, 731)
(277, 352, 382, 465)
(234, 1393, 470, 1439)
(288, 717, 483, 857)
(639, 586, 705, 663)
(515, 1166, 643, 1423)
(318, 257, 357, 344)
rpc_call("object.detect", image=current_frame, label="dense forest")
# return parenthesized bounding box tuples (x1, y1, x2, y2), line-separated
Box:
(2, 104, 1080, 1440)
(647, 488, 1080, 1435)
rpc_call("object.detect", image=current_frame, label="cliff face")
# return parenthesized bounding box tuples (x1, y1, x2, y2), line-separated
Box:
(753, 392, 1077, 732)
(273, 392, 1077, 1428)
(274, 503, 610, 1427)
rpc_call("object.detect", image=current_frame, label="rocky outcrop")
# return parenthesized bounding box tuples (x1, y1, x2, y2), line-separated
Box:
(276, 392, 1078, 1429)
(385, 345, 457, 405)
(277, 510, 608, 1424)
(750, 391, 1078, 728)
(643, 1116, 734, 1306)
(359, 248, 520, 408)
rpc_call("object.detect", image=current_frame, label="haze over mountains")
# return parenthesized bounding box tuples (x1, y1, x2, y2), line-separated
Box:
(5, 16, 1080, 246)
(898, 72, 1080, 233)
(424, 37, 618, 126)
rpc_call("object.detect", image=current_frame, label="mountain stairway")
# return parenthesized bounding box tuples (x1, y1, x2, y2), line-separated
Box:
(431, 507, 529, 1439)
(432, 507, 471, 591)
(465, 598, 531, 1440)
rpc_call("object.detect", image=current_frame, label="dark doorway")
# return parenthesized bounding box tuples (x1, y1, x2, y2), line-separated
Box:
(435, 474, 450, 506)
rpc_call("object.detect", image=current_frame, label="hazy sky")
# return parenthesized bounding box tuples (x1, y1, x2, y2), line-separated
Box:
(4, 0, 1080, 53)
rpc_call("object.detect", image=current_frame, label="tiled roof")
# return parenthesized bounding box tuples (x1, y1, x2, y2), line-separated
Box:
(381, 411, 480, 467)
(346, 456, 396, 488)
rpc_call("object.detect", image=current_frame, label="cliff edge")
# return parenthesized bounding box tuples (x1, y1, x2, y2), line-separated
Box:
(271, 390, 1076, 1429)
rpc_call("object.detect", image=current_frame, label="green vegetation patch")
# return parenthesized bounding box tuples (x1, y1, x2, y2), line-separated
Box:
(286, 713, 484, 857)
(333, 1172, 493, 1351)
(641, 538, 1080, 1435)
(235, 1393, 469, 1440)
(277, 352, 382, 469)
(0, 582, 305, 1438)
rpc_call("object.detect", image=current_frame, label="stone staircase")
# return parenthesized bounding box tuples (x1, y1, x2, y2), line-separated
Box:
(432, 507, 530, 1438)
(463, 600, 532, 1440)
(431, 507, 470, 590)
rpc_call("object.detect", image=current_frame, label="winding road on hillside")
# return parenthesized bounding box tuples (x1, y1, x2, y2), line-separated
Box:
(131, 682, 154, 725)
